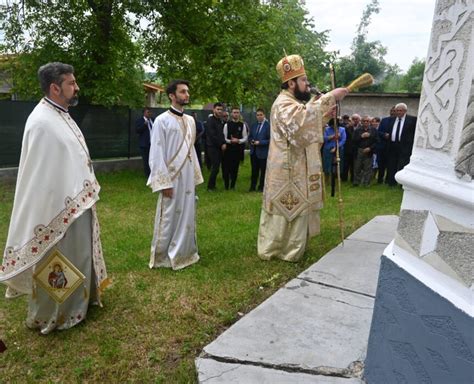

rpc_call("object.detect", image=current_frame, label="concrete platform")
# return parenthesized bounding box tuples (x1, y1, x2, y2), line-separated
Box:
(196, 359, 363, 384)
(298, 240, 387, 297)
(347, 215, 399, 244)
(196, 215, 399, 383)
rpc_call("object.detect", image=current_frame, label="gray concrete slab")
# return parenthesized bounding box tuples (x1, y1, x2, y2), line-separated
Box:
(196, 358, 364, 384)
(197, 215, 398, 383)
(347, 215, 399, 244)
(203, 280, 373, 376)
(298, 239, 387, 297)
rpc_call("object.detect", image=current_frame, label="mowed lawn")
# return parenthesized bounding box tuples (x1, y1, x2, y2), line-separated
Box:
(0, 160, 402, 383)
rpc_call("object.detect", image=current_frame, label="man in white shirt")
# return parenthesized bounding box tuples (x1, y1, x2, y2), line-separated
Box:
(386, 103, 417, 186)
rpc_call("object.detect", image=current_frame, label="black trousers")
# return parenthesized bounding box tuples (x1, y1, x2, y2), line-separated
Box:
(194, 143, 202, 170)
(139, 146, 151, 178)
(207, 146, 222, 190)
(341, 150, 354, 182)
(250, 153, 267, 191)
(222, 147, 242, 189)
(376, 148, 388, 183)
(386, 143, 409, 186)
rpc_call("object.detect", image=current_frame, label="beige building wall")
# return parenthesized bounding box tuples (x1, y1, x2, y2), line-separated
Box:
(340, 93, 420, 119)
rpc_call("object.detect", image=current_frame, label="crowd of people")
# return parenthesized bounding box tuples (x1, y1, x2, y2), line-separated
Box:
(137, 102, 417, 193)
(137, 102, 272, 193)
(322, 104, 417, 188)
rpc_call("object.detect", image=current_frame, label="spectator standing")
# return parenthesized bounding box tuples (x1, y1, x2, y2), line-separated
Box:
(353, 116, 378, 186)
(136, 107, 154, 178)
(386, 103, 417, 186)
(341, 113, 360, 182)
(205, 103, 226, 191)
(323, 118, 346, 181)
(248, 108, 270, 192)
(376, 106, 396, 184)
(222, 107, 248, 190)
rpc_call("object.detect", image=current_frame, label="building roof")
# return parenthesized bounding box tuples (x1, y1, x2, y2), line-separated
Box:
(143, 82, 164, 92)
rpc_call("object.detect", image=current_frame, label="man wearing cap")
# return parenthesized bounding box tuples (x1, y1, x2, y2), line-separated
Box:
(257, 54, 349, 262)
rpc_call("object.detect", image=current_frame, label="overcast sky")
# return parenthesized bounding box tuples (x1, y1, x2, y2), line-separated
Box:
(305, 0, 436, 72)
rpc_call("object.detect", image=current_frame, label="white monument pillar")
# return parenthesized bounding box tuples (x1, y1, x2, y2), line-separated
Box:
(365, 2, 474, 382)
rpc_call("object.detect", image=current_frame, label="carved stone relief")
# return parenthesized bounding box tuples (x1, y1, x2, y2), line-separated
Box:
(415, 2, 473, 152)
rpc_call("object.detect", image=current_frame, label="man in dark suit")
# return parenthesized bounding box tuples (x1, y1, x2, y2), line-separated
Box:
(248, 108, 270, 192)
(386, 103, 417, 186)
(135, 107, 154, 177)
(376, 106, 396, 184)
(205, 102, 226, 191)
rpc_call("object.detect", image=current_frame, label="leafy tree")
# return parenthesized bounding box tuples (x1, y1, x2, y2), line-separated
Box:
(400, 58, 425, 93)
(0, 1, 145, 106)
(141, 0, 330, 109)
(335, 0, 391, 91)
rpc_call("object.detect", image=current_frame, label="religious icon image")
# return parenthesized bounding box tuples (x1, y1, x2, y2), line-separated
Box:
(33, 248, 85, 304)
(48, 263, 68, 289)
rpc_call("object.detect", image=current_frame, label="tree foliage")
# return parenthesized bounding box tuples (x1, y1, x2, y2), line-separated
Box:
(401, 58, 425, 93)
(335, 0, 393, 92)
(140, 0, 330, 109)
(0, 0, 145, 106)
(0, 0, 330, 108)
(1, 0, 420, 107)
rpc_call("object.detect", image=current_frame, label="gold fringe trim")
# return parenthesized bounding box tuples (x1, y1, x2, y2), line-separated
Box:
(98, 278, 112, 292)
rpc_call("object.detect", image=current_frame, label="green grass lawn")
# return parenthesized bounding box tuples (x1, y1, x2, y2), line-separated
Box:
(0, 160, 402, 383)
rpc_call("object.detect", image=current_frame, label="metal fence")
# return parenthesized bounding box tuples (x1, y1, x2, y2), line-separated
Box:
(0, 100, 256, 168)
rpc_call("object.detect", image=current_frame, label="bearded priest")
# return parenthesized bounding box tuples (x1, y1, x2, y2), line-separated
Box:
(147, 80, 204, 270)
(257, 54, 349, 262)
(0, 62, 110, 334)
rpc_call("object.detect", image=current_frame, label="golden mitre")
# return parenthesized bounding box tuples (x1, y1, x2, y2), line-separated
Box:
(276, 54, 306, 83)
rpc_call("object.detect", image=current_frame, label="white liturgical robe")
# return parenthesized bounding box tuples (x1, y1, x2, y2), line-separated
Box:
(0, 99, 110, 333)
(147, 109, 203, 270)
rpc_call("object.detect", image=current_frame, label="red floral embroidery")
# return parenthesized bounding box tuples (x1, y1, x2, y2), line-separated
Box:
(63, 218, 68, 224)
(31, 247, 38, 253)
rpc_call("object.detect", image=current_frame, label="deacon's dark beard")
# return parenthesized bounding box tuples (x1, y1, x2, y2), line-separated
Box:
(68, 95, 79, 107)
(294, 87, 311, 102)
(177, 98, 190, 106)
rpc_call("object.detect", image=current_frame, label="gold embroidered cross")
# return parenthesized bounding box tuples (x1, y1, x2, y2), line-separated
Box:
(280, 191, 300, 211)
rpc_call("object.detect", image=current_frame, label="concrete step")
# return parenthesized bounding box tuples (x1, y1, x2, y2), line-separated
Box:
(196, 215, 399, 383)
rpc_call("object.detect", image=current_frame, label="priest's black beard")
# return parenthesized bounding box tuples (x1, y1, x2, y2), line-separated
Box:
(294, 88, 311, 102)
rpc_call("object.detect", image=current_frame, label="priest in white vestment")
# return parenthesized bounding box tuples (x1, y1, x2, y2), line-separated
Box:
(147, 80, 203, 270)
(257, 54, 349, 262)
(0, 63, 110, 334)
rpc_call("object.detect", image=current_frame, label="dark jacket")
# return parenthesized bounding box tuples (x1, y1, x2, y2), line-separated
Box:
(248, 120, 270, 159)
(387, 114, 417, 162)
(205, 115, 225, 149)
(135, 116, 153, 148)
(353, 126, 379, 155)
(376, 116, 392, 152)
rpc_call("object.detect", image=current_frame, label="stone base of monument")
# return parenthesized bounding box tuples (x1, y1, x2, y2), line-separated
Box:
(195, 215, 399, 383)
(364, 242, 474, 383)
